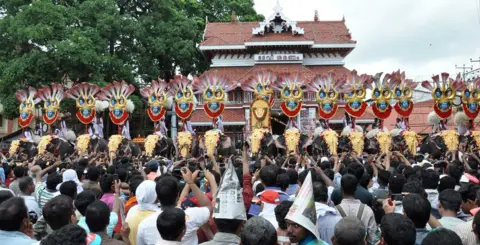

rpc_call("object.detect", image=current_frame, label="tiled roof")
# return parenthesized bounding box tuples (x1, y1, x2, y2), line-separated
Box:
(208, 64, 350, 83)
(190, 108, 245, 123)
(201, 21, 355, 46)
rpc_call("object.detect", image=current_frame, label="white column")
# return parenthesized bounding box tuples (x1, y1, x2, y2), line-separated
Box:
(245, 109, 250, 141)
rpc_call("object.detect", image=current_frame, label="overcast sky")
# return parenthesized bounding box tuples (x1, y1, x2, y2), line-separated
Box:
(254, 0, 480, 87)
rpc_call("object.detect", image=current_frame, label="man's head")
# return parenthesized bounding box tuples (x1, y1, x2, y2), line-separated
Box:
(60, 181, 78, 200)
(402, 193, 431, 229)
(402, 181, 426, 197)
(341, 174, 358, 197)
(0, 190, 13, 204)
(332, 216, 366, 245)
(100, 174, 115, 194)
(43, 195, 75, 230)
(347, 163, 365, 181)
(74, 190, 97, 216)
(40, 224, 87, 245)
(313, 181, 328, 203)
(156, 176, 179, 207)
(377, 170, 391, 187)
(147, 161, 159, 174)
(286, 218, 314, 243)
(276, 174, 290, 192)
(421, 228, 462, 245)
(129, 178, 143, 197)
(438, 189, 462, 216)
(19, 176, 35, 195)
(422, 170, 439, 190)
(13, 166, 26, 178)
(86, 167, 101, 182)
(0, 197, 28, 232)
(275, 200, 293, 230)
(438, 176, 456, 193)
(380, 213, 416, 245)
(156, 207, 186, 242)
(286, 169, 298, 185)
(46, 173, 62, 191)
(260, 165, 279, 187)
(389, 173, 406, 196)
(85, 200, 110, 233)
(214, 218, 243, 234)
(241, 216, 277, 245)
(458, 183, 480, 214)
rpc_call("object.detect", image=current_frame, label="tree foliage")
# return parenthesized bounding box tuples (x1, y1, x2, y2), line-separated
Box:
(0, 0, 263, 119)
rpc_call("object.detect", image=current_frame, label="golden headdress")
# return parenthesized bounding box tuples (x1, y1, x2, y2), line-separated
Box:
(36, 83, 65, 125)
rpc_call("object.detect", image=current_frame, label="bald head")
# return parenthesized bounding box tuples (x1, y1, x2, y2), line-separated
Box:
(333, 217, 366, 245)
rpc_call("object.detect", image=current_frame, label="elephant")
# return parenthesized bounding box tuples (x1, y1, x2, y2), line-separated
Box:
(418, 134, 447, 160)
(200, 130, 236, 158)
(249, 129, 278, 157)
(146, 135, 176, 159)
(117, 138, 141, 157)
(274, 128, 312, 156)
(89, 137, 108, 153)
(175, 131, 201, 159)
(45, 137, 75, 159)
(15, 141, 38, 159)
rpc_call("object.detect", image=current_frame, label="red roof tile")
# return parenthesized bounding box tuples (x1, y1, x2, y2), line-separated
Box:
(191, 108, 245, 123)
(201, 21, 355, 47)
(208, 64, 350, 84)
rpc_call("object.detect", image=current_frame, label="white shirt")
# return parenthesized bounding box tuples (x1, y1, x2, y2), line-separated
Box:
(20, 195, 41, 222)
(136, 207, 210, 245)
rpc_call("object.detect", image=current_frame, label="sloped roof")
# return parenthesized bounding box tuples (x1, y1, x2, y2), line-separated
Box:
(200, 20, 355, 47)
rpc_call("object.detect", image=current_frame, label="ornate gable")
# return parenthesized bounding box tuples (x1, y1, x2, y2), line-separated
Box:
(252, 0, 305, 36)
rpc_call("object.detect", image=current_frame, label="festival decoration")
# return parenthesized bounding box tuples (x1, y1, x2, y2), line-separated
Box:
(306, 73, 344, 120)
(421, 73, 463, 119)
(171, 75, 196, 121)
(76, 134, 90, 156)
(97, 80, 135, 125)
(9, 140, 21, 156)
(460, 77, 480, 121)
(349, 131, 364, 156)
(273, 73, 304, 118)
(38, 135, 54, 155)
(36, 83, 64, 125)
(250, 128, 268, 155)
(16, 87, 39, 128)
(392, 71, 417, 119)
(108, 135, 123, 157)
(343, 70, 372, 119)
(284, 128, 301, 154)
(177, 131, 193, 158)
(242, 70, 277, 107)
(369, 72, 397, 120)
(321, 130, 338, 155)
(65, 83, 101, 125)
(441, 130, 459, 152)
(140, 79, 169, 122)
(403, 131, 418, 156)
(145, 134, 160, 157)
(204, 130, 221, 156)
(193, 72, 236, 120)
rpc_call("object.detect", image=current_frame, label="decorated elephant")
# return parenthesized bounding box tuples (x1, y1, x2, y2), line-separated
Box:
(9, 140, 38, 159)
(390, 129, 419, 156)
(249, 128, 279, 157)
(419, 112, 459, 159)
(37, 136, 75, 158)
(338, 125, 364, 156)
(108, 135, 141, 158)
(200, 130, 236, 158)
(76, 134, 108, 155)
(175, 131, 201, 159)
(145, 134, 176, 158)
(274, 128, 312, 156)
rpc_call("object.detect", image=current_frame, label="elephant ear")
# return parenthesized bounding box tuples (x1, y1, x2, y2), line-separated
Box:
(275, 135, 286, 149)
(300, 134, 313, 149)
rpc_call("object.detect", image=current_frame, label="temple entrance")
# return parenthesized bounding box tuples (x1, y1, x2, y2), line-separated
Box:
(271, 112, 289, 135)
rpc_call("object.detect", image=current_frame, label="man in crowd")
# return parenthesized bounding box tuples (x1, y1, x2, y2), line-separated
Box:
(378, 213, 416, 245)
(19, 176, 41, 224)
(313, 181, 341, 245)
(0, 197, 36, 245)
(331, 217, 366, 245)
(240, 216, 278, 245)
(437, 189, 465, 229)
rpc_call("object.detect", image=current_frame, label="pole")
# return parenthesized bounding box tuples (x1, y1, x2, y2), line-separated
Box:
(455, 64, 473, 81)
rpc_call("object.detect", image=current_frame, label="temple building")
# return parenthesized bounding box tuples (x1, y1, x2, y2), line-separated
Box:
(191, 1, 376, 143)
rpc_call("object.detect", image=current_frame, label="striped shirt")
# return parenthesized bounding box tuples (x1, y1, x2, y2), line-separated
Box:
(452, 220, 476, 245)
(35, 182, 60, 212)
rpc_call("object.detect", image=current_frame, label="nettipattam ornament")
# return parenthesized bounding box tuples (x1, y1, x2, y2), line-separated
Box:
(273, 73, 304, 118)
(36, 83, 64, 125)
(242, 70, 277, 107)
(421, 73, 464, 119)
(343, 70, 373, 118)
(306, 73, 345, 120)
(98, 81, 135, 125)
(170, 76, 196, 121)
(140, 79, 170, 122)
(16, 87, 40, 128)
(65, 83, 101, 125)
(193, 72, 236, 120)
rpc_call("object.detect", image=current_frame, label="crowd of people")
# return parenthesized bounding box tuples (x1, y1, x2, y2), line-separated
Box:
(1, 133, 480, 245)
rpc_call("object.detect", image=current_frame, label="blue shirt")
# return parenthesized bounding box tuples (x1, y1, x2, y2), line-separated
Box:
(299, 235, 329, 245)
(0, 230, 36, 245)
(415, 228, 429, 245)
(78, 212, 118, 237)
(248, 187, 289, 216)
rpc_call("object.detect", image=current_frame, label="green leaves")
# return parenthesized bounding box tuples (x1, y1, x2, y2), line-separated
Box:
(0, 0, 261, 119)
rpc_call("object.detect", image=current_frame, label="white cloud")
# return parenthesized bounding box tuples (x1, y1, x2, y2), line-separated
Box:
(254, 0, 480, 81)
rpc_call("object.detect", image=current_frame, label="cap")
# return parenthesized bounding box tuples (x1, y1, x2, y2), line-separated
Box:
(147, 161, 159, 169)
(321, 157, 329, 163)
(260, 190, 281, 205)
